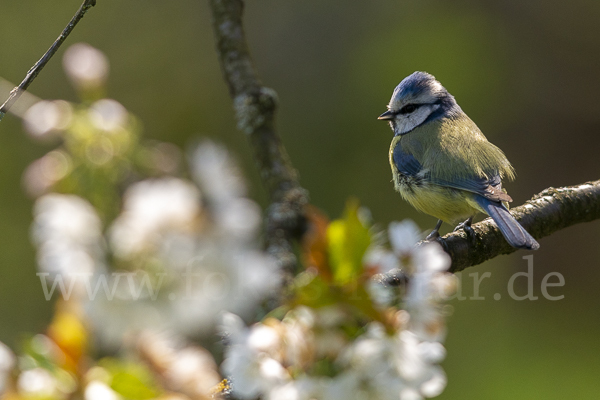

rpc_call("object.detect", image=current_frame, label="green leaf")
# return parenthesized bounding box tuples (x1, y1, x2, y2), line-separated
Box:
(99, 358, 162, 400)
(327, 199, 372, 286)
(293, 273, 338, 308)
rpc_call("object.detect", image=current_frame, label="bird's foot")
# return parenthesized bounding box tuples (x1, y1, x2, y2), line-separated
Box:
(453, 217, 474, 238)
(425, 220, 443, 241)
(425, 230, 440, 241)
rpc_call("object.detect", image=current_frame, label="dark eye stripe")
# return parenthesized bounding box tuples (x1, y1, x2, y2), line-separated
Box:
(399, 104, 418, 114)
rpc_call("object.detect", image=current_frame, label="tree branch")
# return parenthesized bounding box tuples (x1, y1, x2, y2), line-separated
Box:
(208, 0, 309, 274)
(442, 179, 600, 272)
(0, 0, 97, 121)
(208, 0, 600, 279)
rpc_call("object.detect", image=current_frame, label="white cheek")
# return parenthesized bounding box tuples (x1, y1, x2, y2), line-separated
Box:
(396, 104, 440, 135)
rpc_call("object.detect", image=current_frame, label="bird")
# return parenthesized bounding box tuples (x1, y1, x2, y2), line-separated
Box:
(378, 71, 539, 250)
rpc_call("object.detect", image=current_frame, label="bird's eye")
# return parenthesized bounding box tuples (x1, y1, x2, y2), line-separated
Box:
(400, 104, 418, 114)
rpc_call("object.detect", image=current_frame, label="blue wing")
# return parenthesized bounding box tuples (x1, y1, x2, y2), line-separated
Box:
(392, 142, 423, 177)
(392, 142, 512, 202)
(433, 174, 512, 202)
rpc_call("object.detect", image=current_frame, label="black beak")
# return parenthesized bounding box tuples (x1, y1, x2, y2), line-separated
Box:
(378, 110, 394, 120)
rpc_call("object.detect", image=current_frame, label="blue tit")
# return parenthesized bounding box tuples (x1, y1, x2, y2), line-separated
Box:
(379, 71, 539, 250)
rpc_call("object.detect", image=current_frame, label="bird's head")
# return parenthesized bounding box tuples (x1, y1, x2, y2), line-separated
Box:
(378, 71, 459, 136)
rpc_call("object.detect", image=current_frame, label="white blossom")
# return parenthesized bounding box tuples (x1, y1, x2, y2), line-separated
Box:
(86, 143, 280, 345)
(136, 331, 221, 397)
(88, 99, 128, 132)
(18, 368, 58, 397)
(190, 140, 261, 240)
(388, 220, 422, 256)
(364, 247, 400, 275)
(85, 381, 119, 400)
(22, 150, 72, 197)
(221, 313, 291, 399)
(23, 100, 72, 139)
(109, 177, 201, 258)
(404, 242, 453, 342)
(32, 194, 104, 279)
(190, 140, 246, 202)
(221, 311, 448, 400)
(63, 43, 109, 87)
(167, 247, 280, 336)
(221, 219, 454, 400)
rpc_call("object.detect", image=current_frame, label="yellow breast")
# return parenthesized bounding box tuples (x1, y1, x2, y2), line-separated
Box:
(389, 134, 484, 224)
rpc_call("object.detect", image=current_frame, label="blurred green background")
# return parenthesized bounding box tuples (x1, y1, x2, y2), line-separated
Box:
(1, 0, 599, 398)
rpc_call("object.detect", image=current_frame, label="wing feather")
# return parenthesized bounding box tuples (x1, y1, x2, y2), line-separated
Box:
(392, 141, 512, 202)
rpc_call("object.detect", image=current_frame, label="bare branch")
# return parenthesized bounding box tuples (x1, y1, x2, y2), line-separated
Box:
(441, 180, 600, 272)
(208, 0, 309, 274)
(0, 0, 97, 121)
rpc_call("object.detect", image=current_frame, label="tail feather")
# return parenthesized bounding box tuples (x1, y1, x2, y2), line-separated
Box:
(475, 196, 540, 250)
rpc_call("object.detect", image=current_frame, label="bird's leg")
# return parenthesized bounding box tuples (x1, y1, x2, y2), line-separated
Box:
(425, 219, 443, 241)
(453, 216, 474, 237)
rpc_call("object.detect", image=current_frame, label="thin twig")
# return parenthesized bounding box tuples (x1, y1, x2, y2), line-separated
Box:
(0, 0, 97, 121)
(208, 0, 309, 275)
(440, 179, 600, 272)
